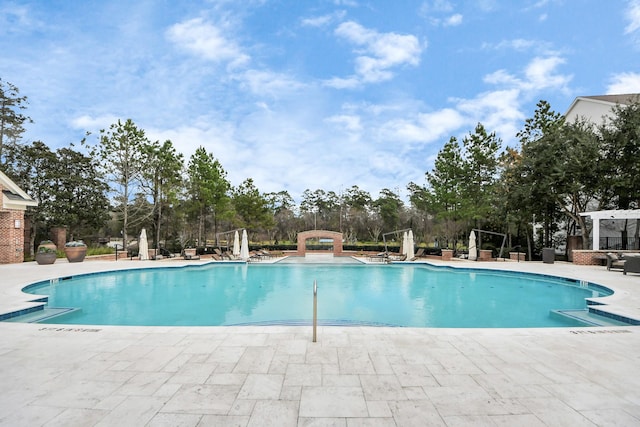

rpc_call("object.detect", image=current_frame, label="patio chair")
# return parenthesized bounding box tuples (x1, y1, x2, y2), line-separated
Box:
(606, 253, 625, 271)
(368, 252, 389, 263)
(623, 254, 640, 275)
(411, 248, 425, 261)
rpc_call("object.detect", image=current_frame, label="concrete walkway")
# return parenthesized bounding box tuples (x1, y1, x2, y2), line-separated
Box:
(0, 259, 639, 426)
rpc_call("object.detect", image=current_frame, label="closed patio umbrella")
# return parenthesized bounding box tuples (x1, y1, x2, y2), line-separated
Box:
(402, 231, 408, 256)
(407, 230, 415, 260)
(139, 228, 149, 260)
(240, 229, 250, 260)
(468, 230, 477, 261)
(233, 230, 240, 257)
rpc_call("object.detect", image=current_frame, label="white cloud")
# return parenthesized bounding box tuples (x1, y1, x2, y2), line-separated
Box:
(238, 69, 307, 97)
(325, 114, 363, 133)
(323, 76, 361, 89)
(166, 17, 250, 68)
(483, 38, 537, 51)
(301, 11, 346, 27)
(522, 56, 572, 91)
(484, 56, 572, 94)
(330, 21, 423, 86)
(379, 108, 465, 144)
(444, 14, 463, 26)
(70, 114, 121, 131)
(606, 72, 640, 93)
(625, 0, 640, 34)
(334, 0, 358, 6)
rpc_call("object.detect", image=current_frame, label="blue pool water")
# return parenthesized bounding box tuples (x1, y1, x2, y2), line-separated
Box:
(23, 263, 612, 327)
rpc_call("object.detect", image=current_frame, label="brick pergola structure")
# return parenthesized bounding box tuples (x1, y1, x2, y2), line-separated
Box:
(0, 170, 38, 264)
(296, 230, 343, 256)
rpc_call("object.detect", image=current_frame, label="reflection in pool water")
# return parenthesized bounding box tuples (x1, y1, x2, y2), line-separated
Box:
(24, 263, 612, 327)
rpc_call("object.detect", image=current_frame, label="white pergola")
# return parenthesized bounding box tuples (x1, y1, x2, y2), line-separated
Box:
(580, 209, 640, 250)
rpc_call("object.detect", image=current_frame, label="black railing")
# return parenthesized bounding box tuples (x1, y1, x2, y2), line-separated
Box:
(599, 237, 639, 250)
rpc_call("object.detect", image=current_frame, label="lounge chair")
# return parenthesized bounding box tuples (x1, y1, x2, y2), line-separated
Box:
(259, 249, 273, 259)
(606, 253, 625, 271)
(368, 252, 389, 262)
(222, 251, 240, 260)
(624, 254, 640, 275)
(248, 251, 263, 262)
(411, 248, 425, 261)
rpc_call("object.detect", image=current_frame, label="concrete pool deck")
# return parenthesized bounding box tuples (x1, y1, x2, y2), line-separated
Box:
(0, 258, 639, 426)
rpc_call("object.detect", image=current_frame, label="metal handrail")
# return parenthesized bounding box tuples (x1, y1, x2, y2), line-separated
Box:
(312, 280, 317, 343)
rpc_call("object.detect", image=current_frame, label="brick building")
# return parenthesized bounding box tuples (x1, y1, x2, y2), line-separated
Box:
(0, 170, 37, 264)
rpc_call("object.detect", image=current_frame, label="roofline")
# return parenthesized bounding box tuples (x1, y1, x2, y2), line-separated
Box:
(564, 94, 639, 116)
(0, 169, 38, 210)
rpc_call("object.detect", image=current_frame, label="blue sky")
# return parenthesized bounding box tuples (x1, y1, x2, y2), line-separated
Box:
(2, 0, 640, 203)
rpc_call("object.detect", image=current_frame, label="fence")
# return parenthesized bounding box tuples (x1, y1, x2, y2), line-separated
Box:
(599, 237, 639, 250)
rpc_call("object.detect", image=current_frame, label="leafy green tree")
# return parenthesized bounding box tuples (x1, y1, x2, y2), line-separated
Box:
(140, 139, 184, 250)
(187, 146, 230, 246)
(373, 188, 404, 233)
(10, 141, 109, 250)
(265, 190, 297, 243)
(460, 123, 501, 227)
(9, 141, 57, 251)
(93, 119, 148, 246)
(514, 100, 565, 248)
(406, 181, 434, 245)
(497, 146, 531, 254)
(600, 101, 640, 209)
(51, 147, 110, 239)
(300, 189, 340, 230)
(0, 78, 31, 168)
(341, 185, 372, 242)
(424, 137, 465, 248)
(426, 137, 464, 219)
(231, 178, 274, 237)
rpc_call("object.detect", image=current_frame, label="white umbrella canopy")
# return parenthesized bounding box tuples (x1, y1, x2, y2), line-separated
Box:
(468, 230, 477, 261)
(139, 228, 149, 260)
(401, 231, 408, 256)
(233, 230, 240, 256)
(240, 229, 250, 260)
(407, 230, 415, 260)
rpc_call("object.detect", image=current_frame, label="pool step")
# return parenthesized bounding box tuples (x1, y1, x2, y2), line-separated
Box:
(551, 309, 630, 327)
(3, 307, 79, 324)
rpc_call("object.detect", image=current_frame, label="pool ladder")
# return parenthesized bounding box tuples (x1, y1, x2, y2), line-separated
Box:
(313, 280, 317, 343)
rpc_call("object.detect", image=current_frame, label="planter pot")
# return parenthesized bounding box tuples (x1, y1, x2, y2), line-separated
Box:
(36, 252, 57, 265)
(38, 242, 57, 252)
(64, 246, 87, 263)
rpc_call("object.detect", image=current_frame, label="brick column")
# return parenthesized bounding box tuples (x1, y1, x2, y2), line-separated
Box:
(0, 210, 25, 264)
(441, 249, 453, 261)
(509, 252, 526, 261)
(479, 249, 492, 261)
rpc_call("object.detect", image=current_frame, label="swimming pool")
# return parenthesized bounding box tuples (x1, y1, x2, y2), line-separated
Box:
(21, 263, 613, 328)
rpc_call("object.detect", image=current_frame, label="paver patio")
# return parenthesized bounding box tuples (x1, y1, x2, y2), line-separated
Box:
(0, 258, 639, 426)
